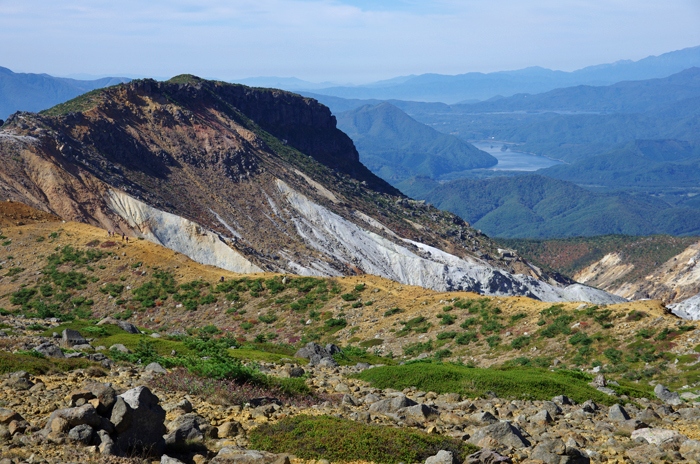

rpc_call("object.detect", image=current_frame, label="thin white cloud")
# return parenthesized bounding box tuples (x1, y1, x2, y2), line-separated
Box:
(0, 0, 698, 82)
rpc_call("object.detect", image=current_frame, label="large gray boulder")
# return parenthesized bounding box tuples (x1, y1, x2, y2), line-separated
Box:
(62, 329, 87, 348)
(34, 342, 65, 358)
(164, 413, 215, 445)
(110, 386, 166, 456)
(43, 404, 102, 434)
(67, 382, 117, 416)
(116, 320, 140, 334)
(425, 450, 455, 464)
(211, 446, 291, 464)
(294, 342, 330, 360)
(608, 404, 631, 421)
(368, 395, 417, 415)
(468, 421, 531, 449)
(631, 428, 687, 446)
(654, 384, 683, 406)
(530, 438, 590, 464)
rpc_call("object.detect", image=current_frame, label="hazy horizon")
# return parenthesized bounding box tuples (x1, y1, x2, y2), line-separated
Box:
(2, 0, 700, 84)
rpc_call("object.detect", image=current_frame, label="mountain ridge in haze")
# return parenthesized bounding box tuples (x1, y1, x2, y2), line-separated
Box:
(0, 66, 131, 119)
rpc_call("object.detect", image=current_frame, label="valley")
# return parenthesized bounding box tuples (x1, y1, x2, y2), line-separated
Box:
(3, 48, 700, 464)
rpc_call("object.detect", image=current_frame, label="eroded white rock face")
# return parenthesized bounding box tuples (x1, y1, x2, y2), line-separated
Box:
(275, 179, 625, 305)
(668, 294, 700, 320)
(106, 190, 262, 274)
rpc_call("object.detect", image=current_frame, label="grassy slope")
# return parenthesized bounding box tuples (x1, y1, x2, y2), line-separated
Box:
(353, 363, 651, 406)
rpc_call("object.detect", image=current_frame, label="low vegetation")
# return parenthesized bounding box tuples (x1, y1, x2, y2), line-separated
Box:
(249, 415, 477, 464)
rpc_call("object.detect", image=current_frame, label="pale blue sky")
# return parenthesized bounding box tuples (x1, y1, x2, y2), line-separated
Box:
(1, 0, 699, 83)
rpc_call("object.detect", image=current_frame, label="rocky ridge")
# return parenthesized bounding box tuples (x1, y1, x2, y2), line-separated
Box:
(0, 78, 619, 303)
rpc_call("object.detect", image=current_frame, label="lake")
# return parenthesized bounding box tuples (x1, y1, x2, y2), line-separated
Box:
(472, 142, 564, 171)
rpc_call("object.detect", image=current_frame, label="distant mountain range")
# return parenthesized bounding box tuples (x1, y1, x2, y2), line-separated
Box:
(0, 67, 130, 119)
(272, 45, 700, 103)
(335, 103, 496, 183)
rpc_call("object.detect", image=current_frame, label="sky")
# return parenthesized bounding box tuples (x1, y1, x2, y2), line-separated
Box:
(1, 0, 699, 84)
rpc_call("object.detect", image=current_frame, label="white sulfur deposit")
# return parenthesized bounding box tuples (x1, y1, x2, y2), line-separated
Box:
(106, 190, 262, 274)
(276, 179, 625, 305)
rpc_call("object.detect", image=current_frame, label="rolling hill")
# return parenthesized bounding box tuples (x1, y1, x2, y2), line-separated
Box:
(336, 103, 497, 183)
(400, 174, 700, 238)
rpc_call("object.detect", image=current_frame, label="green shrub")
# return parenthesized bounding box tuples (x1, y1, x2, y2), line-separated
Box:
(569, 332, 593, 346)
(486, 335, 501, 348)
(5, 267, 24, 277)
(259, 314, 278, 324)
(511, 335, 531, 350)
(455, 332, 478, 345)
(460, 317, 478, 329)
(437, 314, 456, 325)
(341, 292, 359, 301)
(437, 331, 457, 340)
(404, 340, 433, 356)
(604, 348, 623, 363)
(249, 415, 475, 464)
(384, 307, 403, 317)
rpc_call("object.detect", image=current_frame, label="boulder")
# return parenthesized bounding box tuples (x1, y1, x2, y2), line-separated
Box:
(43, 404, 101, 434)
(553, 395, 573, 406)
(280, 366, 305, 378)
(464, 449, 512, 463)
(61, 329, 87, 348)
(677, 407, 700, 419)
(211, 446, 292, 464)
(637, 407, 661, 422)
(67, 424, 94, 445)
(589, 374, 606, 388)
(472, 411, 499, 424)
(626, 444, 677, 463)
(67, 382, 117, 416)
(317, 357, 339, 368)
(530, 438, 590, 464)
(109, 344, 131, 353)
(654, 384, 683, 406)
(116, 320, 140, 334)
(294, 342, 331, 360)
(161, 456, 186, 464)
(541, 400, 563, 416)
(325, 343, 342, 355)
(531, 409, 553, 424)
(0, 408, 23, 425)
(218, 420, 244, 438)
(680, 439, 700, 458)
(166, 413, 215, 440)
(631, 428, 687, 446)
(34, 342, 65, 358)
(608, 404, 630, 421)
(397, 403, 439, 422)
(425, 450, 455, 464)
(144, 362, 167, 374)
(111, 386, 166, 456)
(468, 421, 531, 449)
(10, 377, 34, 390)
(368, 395, 417, 415)
(618, 419, 648, 433)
